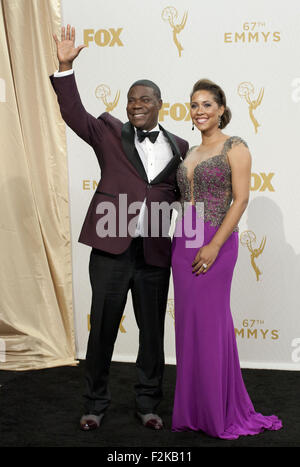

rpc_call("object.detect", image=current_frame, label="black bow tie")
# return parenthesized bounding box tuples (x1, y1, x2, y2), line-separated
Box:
(137, 128, 160, 144)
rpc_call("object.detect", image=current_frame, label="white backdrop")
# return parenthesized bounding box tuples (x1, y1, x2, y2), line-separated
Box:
(59, 0, 300, 370)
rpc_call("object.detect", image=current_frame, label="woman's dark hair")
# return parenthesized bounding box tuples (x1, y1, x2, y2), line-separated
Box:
(190, 79, 231, 129)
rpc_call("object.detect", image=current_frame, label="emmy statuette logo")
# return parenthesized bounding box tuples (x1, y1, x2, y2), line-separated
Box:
(240, 230, 266, 281)
(95, 84, 120, 112)
(162, 7, 188, 57)
(238, 82, 264, 134)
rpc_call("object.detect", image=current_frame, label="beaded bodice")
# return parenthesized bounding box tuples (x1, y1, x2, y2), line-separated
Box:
(176, 136, 248, 231)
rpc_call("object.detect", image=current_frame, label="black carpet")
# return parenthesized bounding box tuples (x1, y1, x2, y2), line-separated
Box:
(0, 361, 299, 450)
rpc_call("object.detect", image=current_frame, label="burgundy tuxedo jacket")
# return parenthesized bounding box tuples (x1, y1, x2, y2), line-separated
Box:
(50, 73, 189, 267)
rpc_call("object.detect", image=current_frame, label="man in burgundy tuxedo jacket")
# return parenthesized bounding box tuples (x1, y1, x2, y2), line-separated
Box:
(52, 25, 188, 431)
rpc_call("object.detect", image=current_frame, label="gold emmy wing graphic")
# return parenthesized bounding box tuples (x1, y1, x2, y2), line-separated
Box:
(95, 84, 120, 112)
(240, 230, 266, 281)
(238, 82, 264, 134)
(119, 315, 126, 333)
(162, 7, 188, 57)
(167, 298, 175, 324)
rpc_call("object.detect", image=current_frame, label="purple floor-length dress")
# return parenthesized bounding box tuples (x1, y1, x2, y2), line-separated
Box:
(171, 136, 282, 439)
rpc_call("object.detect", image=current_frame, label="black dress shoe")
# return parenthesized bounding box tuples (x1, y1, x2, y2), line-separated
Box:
(136, 412, 164, 430)
(80, 413, 104, 431)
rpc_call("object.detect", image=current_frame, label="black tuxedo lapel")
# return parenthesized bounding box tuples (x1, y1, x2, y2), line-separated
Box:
(121, 122, 148, 182)
(159, 124, 181, 156)
(150, 125, 182, 185)
(121, 122, 182, 185)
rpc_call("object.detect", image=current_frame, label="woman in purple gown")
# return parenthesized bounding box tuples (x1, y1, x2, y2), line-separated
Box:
(171, 79, 282, 439)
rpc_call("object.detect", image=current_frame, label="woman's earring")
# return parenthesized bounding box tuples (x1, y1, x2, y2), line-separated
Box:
(192, 123, 194, 131)
(218, 116, 222, 128)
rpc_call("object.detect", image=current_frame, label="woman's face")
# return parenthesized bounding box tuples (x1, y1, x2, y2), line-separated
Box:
(190, 90, 224, 132)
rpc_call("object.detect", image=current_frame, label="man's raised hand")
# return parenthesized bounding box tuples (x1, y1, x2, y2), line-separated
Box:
(53, 24, 86, 71)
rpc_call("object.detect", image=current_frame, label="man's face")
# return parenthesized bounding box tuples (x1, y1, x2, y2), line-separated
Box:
(126, 85, 162, 131)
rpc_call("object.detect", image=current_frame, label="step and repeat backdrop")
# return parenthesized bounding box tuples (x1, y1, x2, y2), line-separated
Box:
(59, 0, 300, 370)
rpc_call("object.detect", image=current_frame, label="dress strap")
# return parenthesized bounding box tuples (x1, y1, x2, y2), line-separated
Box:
(221, 136, 248, 157)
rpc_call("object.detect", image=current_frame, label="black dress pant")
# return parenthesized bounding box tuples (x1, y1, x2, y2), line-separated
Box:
(83, 237, 170, 415)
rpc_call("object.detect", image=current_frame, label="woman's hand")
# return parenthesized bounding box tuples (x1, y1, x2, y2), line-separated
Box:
(53, 25, 86, 71)
(192, 242, 220, 275)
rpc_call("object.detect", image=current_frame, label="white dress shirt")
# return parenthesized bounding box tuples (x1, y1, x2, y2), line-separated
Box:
(133, 126, 173, 236)
(54, 69, 174, 236)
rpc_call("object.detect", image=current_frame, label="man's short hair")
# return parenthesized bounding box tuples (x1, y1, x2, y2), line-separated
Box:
(128, 79, 161, 100)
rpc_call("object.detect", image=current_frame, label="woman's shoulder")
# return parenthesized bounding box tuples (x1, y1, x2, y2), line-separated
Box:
(185, 145, 199, 156)
(222, 136, 249, 154)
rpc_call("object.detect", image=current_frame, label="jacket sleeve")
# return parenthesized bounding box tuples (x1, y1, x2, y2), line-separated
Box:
(183, 141, 189, 158)
(50, 72, 105, 146)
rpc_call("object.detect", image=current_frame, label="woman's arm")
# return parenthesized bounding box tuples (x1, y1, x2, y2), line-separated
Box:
(192, 142, 252, 274)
